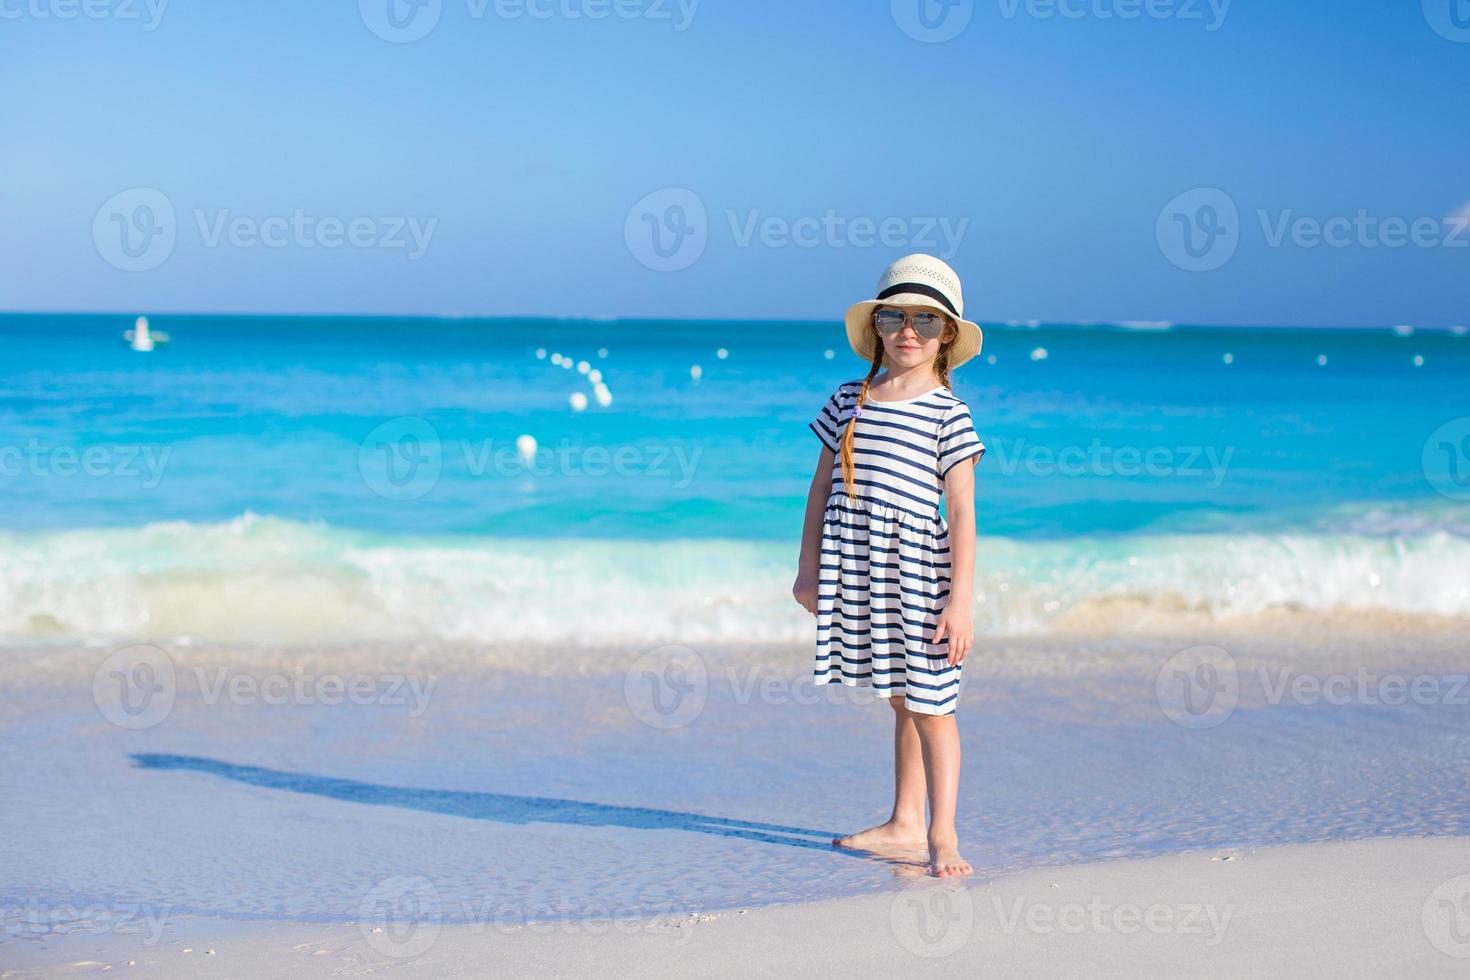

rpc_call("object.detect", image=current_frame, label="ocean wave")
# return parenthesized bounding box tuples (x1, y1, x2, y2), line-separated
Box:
(1, 513, 1467, 645)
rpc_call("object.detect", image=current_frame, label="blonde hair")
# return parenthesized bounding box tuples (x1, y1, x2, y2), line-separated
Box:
(839, 317, 957, 498)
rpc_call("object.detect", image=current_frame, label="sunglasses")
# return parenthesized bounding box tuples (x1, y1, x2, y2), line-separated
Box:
(873, 307, 949, 341)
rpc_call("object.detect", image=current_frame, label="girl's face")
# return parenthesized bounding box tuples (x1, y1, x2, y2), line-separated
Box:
(875, 306, 956, 371)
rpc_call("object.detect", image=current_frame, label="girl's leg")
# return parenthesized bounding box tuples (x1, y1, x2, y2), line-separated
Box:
(912, 712, 973, 877)
(833, 698, 928, 852)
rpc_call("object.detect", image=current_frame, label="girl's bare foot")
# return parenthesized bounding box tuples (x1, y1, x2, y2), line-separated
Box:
(928, 834, 972, 878)
(833, 819, 927, 854)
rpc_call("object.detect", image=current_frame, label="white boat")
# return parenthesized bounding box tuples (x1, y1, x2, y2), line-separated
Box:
(123, 316, 170, 351)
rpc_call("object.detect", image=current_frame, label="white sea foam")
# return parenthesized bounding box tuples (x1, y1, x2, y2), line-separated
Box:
(2, 513, 1467, 645)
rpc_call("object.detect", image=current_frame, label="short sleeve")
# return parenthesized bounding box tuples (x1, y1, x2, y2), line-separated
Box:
(938, 403, 986, 477)
(809, 387, 846, 453)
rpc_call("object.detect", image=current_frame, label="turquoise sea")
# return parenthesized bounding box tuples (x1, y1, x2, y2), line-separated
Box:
(1, 313, 1466, 644)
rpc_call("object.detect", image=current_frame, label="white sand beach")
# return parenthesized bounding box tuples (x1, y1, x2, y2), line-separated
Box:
(6, 837, 1468, 978)
(4, 622, 1468, 977)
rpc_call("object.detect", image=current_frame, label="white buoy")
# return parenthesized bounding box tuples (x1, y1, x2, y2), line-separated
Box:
(690, 364, 703, 381)
(1317, 354, 1328, 366)
(551, 353, 564, 366)
(597, 347, 608, 359)
(1223, 353, 1234, 364)
(569, 392, 588, 411)
(535, 348, 547, 359)
(1413, 354, 1424, 367)
(986, 354, 997, 365)
(593, 383, 612, 407)
(588, 369, 603, 384)
(562, 358, 573, 369)
(823, 349, 835, 360)
(1030, 347, 1048, 362)
(1392, 324, 1414, 337)
(716, 348, 728, 360)
(515, 434, 537, 461)
(130, 316, 154, 352)
(124, 315, 168, 351)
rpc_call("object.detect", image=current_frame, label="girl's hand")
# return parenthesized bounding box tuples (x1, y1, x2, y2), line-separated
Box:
(932, 603, 973, 667)
(792, 567, 819, 616)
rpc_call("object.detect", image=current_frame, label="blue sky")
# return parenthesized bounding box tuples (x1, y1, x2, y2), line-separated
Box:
(2, 0, 1467, 326)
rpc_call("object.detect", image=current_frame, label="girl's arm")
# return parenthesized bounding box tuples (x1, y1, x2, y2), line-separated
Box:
(792, 446, 835, 615)
(934, 459, 977, 665)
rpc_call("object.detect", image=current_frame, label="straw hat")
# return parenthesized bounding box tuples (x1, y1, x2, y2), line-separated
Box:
(844, 254, 983, 368)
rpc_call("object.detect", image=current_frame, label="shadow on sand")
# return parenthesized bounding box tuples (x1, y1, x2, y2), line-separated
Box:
(130, 753, 854, 853)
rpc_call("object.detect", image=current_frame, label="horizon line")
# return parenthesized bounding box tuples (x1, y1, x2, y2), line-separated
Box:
(1, 309, 1465, 334)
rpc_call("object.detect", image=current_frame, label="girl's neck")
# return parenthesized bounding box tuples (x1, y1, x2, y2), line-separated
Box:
(872, 364, 943, 398)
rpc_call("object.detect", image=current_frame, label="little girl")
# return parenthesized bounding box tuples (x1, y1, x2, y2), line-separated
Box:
(792, 254, 986, 879)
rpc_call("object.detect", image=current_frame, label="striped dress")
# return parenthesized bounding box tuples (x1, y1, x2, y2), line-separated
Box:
(808, 381, 986, 716)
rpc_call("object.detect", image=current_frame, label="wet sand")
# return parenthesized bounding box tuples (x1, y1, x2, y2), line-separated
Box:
(5, 837, 1468, 978)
